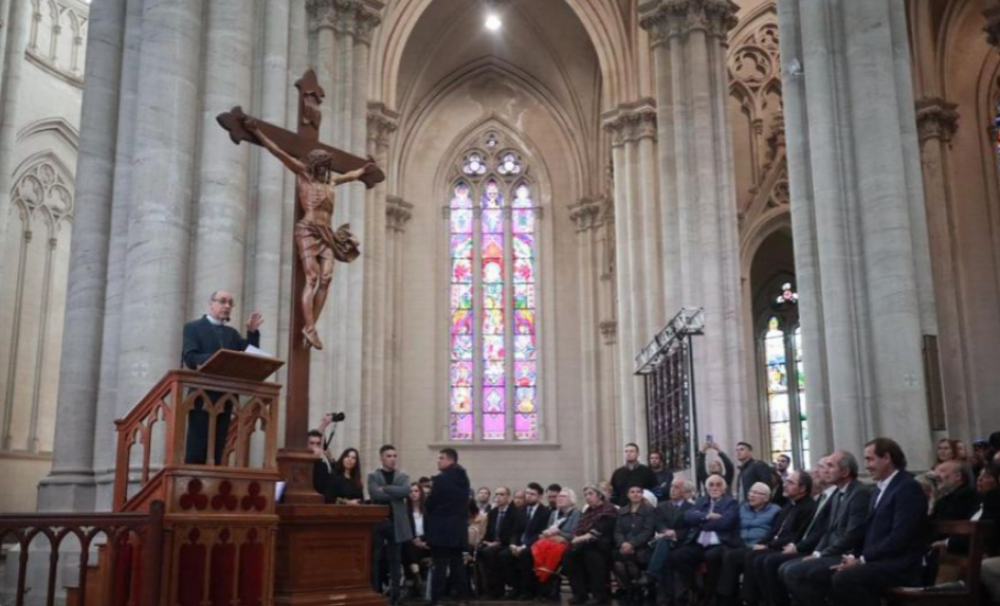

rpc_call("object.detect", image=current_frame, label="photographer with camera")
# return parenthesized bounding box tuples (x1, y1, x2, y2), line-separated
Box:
(309, 412, 346, 499)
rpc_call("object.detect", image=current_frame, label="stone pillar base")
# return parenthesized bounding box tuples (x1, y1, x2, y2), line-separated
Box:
(35, 471, 96, 512)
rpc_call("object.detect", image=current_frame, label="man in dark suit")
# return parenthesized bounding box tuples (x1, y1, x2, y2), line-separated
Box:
(756, 456, 837, 606)
(669, 474, 740, 599)
(506, 482, 552, 599)
(480, 485, 521, 598)
(425, 448, 471, 606)
(829, 438, 928, 606)
(736, 470, 817, 606)
(933, 460, 980, 521)
(734, 442, 774, 503)
(781, 450, 870, 606)
(647, 477, 695, 605)
(181, 289, 263, 464)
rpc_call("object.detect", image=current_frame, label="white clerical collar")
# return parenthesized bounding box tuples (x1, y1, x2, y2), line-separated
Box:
(877, 470, 900, 493)
(205, 314, 224, 326)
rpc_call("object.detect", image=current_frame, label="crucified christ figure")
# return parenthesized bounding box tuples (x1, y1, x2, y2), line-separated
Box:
(245, 117, 377, 350)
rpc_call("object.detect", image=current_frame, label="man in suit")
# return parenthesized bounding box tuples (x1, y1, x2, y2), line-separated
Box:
(933, 460, 980, 521)
(181, 289, 263, 464)
(367, 444, 413, 605)
(480, 485, 521, 598)
(734, 442, 774, 503)
(829, 438, 929, 606)
(756, 457, 837, 606)
(781, 450, 870, 606)
(736, 470, 817, 606)
(669, 474, 740, 599)
(425, 448, 471, 606)
(506, 482, 552, 599)
(647, 477, 695, 606)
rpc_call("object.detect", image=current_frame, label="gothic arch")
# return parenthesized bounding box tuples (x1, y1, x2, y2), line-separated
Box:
(394, 58, 587, 205)
(372, 0, 637, 111)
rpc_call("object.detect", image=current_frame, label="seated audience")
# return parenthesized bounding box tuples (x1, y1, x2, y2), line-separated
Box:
(532, 488, 581, 601)
(735, 471, 816, 606)
(972, 438, 991, 476)
(613, 486, 656, 604)
(611, 443, 658, 506)
(696, 441, 735, 495)
(403, 482, 431, 590)
(756, 457, 836, 606)
(546, 484, 562, 511)
(475, 486, 493, 515)
(513, 489, 527, 510)
(669, 474, 740, 602)
(715, 482, 781, 606)
(505, 483, 551, 599)
(915, 472, 938, 515)
(646, 477, 695, 606)
(934, 437, 960, 470)
(781, 450, 870, 606)
(600, 481, 616, 506)
(479, 486, 520, 598)
(935, 462, 1000, 556)
(649, 451, 675, 500)
(932, 460, 979, 521)
(827, 438, 929, 606)
(468, 499, 488, 553)
(565, 484, 618, 605)
(326, 447, 364, 504)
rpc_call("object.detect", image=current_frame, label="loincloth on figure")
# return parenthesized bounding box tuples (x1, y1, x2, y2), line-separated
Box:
(294, 219, 360, 263)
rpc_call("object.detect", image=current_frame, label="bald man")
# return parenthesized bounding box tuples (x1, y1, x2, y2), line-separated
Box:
(181, 289, 263, 464)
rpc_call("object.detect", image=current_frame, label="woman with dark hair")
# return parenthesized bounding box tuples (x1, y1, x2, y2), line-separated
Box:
(565, 484, 619, 605)
(403, 482, 431, 589)
(934, 438, 960, 469)
(326, 447, 364, 504)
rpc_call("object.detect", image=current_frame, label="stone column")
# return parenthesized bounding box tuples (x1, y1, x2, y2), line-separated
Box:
(776, 0, 936, 464)
(190, 0, 255, 314)
(0, 0, 30, 275)
(0, 0, 11, 88)
(90, 0, 145, 510)
(252, 0, 291, 356)
(570, 197, 605, 482)
(361, 103, 396, 457)
(113, 0, 204, 417)
(384, 195, 411, 445)
(603, 101, 659, 450)
(640, 0, 748, 451)
(36, 0, 126, 512)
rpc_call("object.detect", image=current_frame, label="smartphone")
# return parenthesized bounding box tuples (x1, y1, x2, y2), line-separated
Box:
(706, 434, 714, 444)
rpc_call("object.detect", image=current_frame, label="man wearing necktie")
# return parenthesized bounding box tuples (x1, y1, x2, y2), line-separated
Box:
(781, 451, 870, 606)
(506, 483, 552, 599)
(480, 486, 521, 598)
(828, 438, 928, 606)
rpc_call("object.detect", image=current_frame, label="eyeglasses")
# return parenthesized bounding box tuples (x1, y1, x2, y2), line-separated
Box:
(212, 298, 236, 306)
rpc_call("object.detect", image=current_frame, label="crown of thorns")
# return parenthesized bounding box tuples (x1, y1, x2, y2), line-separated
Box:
(306, 149, 333, 170)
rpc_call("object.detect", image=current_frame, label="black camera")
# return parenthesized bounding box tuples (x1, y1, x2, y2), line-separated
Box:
(327, 412, 346, 422)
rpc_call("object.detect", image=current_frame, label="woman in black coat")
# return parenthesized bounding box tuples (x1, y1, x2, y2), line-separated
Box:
(613, 487, 656, 602)
(326, 448, 364, 504)
(424, 449, 471, 604)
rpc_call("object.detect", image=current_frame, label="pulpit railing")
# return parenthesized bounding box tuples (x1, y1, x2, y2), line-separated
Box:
(0, 501, 164, 606)
(112, 369, 280, 512)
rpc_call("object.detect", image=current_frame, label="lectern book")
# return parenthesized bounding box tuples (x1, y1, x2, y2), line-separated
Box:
(198, 349, 285, 382)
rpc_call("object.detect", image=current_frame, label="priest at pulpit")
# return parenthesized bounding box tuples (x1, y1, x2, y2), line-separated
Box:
(181, 289, 264, 464)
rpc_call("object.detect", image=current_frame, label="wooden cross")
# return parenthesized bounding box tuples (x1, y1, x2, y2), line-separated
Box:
(217, 69, 385, 502)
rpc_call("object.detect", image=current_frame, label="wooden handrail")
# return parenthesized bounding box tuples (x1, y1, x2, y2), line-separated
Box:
(0, 501, 165, 606)
(113, 369, 281, 512)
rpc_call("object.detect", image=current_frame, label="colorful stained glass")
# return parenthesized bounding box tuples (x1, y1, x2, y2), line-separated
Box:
(451, 413, 473, 441)
(514, 361, 536, 387)
(483, 413, 505, 441)
(484, 335, 505, 359)
(452, 258, 473, 283)
(451, 335, 473, 360)
(451, 285, 472, 309)
(449, 182, 476, 440)
(512, 183, 533, 208)
(451, 388, 472, 414)
(483, 259, 504, 282)
(513, 257, 534, 283)
(515, 387, 536, 413)
(514, 414, 537, 440)
(451, 309, 473, 334)
(762, 310, 807, 467)
(514, 309, 535, 334)
(450, 209, 473, 234)
(451, 362, 473, 387)
(451, 235, 473, 258)
(512, 210, 534, 233)
(512, 233, 534, 258)
(484, 387, 506, 412)
(514, 335, 535, 360)
(483, 360, 505, 386)
(483, 283, 503, 308)
(483, 308, 505, 335)
(514, 284, 535, 309)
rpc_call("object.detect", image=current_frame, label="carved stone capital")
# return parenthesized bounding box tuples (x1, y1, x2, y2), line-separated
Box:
(387, 196, 413, 233)
(367, 102, 399, 153)
(639, 0, 739, 47)
(985, 4, 1000, 49)
(599, 320, 618, 345)
(915, 97, 959, 144)
(310, 0, 383, 43)
(602, 99, 658, 147)
(570, 197, 605, 233)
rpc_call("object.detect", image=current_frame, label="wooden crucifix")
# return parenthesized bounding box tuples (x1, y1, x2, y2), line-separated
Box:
(217, 70, 384, 501)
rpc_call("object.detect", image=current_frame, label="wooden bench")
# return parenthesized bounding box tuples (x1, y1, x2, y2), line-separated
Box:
(884, 520, 992, 606)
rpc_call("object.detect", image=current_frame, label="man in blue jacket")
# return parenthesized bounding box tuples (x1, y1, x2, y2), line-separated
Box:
(668, 474, 740, 601)
(425, 448, 471, 606)
(829, 438, 928, 606)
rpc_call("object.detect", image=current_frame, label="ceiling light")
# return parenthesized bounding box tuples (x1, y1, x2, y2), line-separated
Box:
(485, 14, 502, 31)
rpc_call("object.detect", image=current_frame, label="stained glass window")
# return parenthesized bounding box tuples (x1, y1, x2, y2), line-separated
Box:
(760, 282, 808, 468)
(446, 139, 540, 441)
